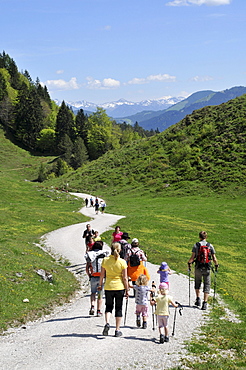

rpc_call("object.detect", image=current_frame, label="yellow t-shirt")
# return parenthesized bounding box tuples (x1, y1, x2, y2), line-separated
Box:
(102, 255, 127, 290)
(154, 294, 173, 316)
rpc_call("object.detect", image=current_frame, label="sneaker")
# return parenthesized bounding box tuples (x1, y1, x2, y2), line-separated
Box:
(114, 330, 122, 337)
(160, 334, 165, 344)
(89, 307, 95, 315)
(201, 301, 207, 310)
(142, 321, 147, 329)
(97, 310, 103, 317)
(195, 297, 201, 307)
(102, 323, 110, 336)
(164, 336, 169, 342)
(136, 316, 141, 327)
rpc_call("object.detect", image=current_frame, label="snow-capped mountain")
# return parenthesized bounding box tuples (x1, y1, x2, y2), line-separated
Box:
(54, 96, 185, 118)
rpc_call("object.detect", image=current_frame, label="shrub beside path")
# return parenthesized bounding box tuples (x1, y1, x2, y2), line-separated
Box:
(0, 193, 208, 370)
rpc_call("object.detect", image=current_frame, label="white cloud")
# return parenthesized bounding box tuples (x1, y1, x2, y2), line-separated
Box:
(191, 75, 214, 82)
(166, 0, 231, 6)
(86, 77, 120, 89)
(56, 70, 64, 75)
(44, 77, 79, 91)
(102, 25, 111, 31)
(127, 73, 176, 85)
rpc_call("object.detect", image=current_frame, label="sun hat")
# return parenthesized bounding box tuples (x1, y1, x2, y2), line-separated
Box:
(132, 238, 139, 244)
(121, 232, 130, 240)
(160, 262, 168, 270)
(159, 282, 169, 290)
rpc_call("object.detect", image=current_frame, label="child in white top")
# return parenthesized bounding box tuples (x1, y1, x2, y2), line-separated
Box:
(151, 282, 178, 343)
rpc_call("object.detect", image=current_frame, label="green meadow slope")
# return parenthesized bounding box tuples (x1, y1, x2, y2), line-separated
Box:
(54, 94, 246, 196)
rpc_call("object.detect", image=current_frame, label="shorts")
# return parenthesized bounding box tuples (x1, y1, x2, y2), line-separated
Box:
(195, 267, 211, 293)
(90, 276, 103, 294)
(135, 304, 148, 317)
(157, 315, 169, 328)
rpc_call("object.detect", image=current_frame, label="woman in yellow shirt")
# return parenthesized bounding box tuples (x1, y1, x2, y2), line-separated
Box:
(99, 242, 129, 337)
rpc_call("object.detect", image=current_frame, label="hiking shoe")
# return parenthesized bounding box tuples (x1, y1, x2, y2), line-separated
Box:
(201, 301, 207, 310)
(195, 297, 201, 307)
(102, 323, 110, 336)
(89, 307, 95, 315)
(164, 336, 169, 342)
(142, 321, 147, 329)
(136, 317, 141, 327)
(160, 334, 165, 344)
(97, 310, 103, 317)
(114, 330, 122, 337)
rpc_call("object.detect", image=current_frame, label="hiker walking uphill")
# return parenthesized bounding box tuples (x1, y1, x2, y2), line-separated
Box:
(85, 241, 109, 316)
(129, 274, 154, 329)
(99, 242, 129, 337)
(188, 231, 219, 310)
(119, 232, 131, 260)
(126, 238, 149, 290)
(151, 282, 178, 344)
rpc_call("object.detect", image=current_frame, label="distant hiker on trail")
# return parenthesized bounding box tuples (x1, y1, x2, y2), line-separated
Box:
(90, 197, 94, 207)
(99, 242, 129, 337)
(85, 198, 89, 207)
(126, 238, 149, 294)
(129, 274, 154, 329)
(119, 232, 131, 260)
(82, 224, 95, 248)
(85, 241, 109, 317)
(100, 200, 106, 214)
(93, 231, 101, 242)
(112, 225, 123, 243)
(151, 282, 178, 344)
(188, 231, 219, 310)
(157, 262, 172, 288)
(94, 198, 100, 214)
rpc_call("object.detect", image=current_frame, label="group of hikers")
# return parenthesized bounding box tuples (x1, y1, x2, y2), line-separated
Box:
(85, 197, 106, 214)
(83, 221, 219, 344)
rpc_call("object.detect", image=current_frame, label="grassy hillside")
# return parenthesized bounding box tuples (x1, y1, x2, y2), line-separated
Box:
(51, 94, 246, 197)
(0, 128, 89, 331)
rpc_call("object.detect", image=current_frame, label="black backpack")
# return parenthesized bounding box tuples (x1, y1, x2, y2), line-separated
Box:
(129, 248, 140, 267)
(119, 240, 130, 259)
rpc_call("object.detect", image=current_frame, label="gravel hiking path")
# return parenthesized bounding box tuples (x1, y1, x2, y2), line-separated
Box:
(0, 193, 209, 370)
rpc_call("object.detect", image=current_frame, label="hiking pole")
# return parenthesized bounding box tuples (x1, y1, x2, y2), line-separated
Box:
(151, 281, 156, 330)
(188, 263, 191, 306)
(172, 302, 183, 337)
(124, 297, 128, 326)
(212, 265, 218, 307)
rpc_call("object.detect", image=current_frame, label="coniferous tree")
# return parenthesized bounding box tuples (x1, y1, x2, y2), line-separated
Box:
(15, 84, 44, 149)
(57, 134, 73, 164)
(55, 101, 75, 153)
(75, 109, 88, 142)
(71, 137, 88, 169)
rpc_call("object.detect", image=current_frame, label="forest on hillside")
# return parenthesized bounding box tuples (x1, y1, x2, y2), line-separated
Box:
(0, 52, 157, 179)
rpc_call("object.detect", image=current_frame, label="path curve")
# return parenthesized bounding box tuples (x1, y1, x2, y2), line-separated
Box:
(0, 193, 206, 370)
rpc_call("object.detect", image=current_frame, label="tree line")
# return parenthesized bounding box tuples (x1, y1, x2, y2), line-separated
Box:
(0, 51, 159, 180)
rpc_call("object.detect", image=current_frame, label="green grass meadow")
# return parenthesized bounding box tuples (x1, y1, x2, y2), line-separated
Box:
(0, 129, 89, 331)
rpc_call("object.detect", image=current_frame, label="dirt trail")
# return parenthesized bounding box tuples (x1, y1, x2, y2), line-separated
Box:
(0, 193, 206, 370)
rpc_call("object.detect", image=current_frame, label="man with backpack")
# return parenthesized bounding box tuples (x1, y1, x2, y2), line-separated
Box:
(188, 231, 219, 310)
(125, 238, 149, 294)
(85, 241, 109, 316)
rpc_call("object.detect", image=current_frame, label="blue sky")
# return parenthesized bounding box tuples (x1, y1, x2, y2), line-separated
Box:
(1, 0, 245, 104)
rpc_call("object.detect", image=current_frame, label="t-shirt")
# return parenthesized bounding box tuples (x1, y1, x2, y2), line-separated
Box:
(155, 294, 173, 316)
(158, 269, 169, 283)
(127, 263, 150, 282)
(112, 231, 123, 242)
(102, 255, 127, 290)
(133, 285, 151, 305)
